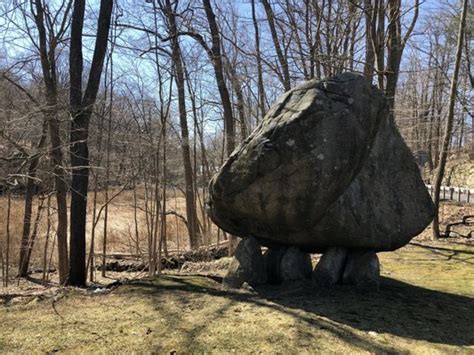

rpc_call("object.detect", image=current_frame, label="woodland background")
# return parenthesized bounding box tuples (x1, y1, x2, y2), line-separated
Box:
(0, 0, 472, 286)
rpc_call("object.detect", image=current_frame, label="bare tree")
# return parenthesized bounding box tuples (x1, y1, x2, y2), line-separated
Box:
(161, 0, 201, 250)
(18, 114, 47, 277)
(68, 0, 113, 287)
(432, 0, 469, 240)
(364, 0, 419, 113)
(30, 0, 72, 284)
(251, 0, 266, 118)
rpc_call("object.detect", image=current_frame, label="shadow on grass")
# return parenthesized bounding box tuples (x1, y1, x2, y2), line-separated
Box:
(409, 242, 474, 264)
(260, 277, 474, 347)
(121, 275, 474, 351)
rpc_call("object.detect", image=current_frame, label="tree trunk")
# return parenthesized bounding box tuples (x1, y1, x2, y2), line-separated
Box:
(251, 0, 266, 118)
(4, 189, 11, 287)
(18, 120, 47, 277)
(202, 0, 240, 254)
(363, 0, 376, 80)
(163, 0, 201, 250)
(432, 0, 468, 240)
(68, 0, 113, 286)
(31, 0, 70, 284)
(24, 195, 46, 273)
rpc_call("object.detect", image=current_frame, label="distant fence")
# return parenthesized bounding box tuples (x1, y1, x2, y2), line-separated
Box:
(426, 185, 474, 204)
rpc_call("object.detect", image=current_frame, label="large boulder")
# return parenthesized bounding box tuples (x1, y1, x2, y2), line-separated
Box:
(207, 73, 434, 253)
(309, 109, 435, 251)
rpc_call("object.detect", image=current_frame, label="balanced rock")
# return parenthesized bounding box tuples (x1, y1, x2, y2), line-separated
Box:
(207, 72, 434, 253)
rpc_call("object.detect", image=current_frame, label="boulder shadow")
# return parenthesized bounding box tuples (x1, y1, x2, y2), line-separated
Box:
(256, 276, 474, 347)
(124, 275, 473, 349)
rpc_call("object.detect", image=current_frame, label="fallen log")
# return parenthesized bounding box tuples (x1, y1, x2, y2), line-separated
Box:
(96, 242, 230, 272)
(441, 215, 473, 239)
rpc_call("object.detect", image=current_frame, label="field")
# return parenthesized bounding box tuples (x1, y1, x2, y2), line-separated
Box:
(0, 187, 217, 282)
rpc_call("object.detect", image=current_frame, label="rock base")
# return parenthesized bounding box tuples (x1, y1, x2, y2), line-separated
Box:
(280, 247, 313, 282)
(224, 239, 312, 288)
(342, 250, 380, 290)
(264, 246, 312, 284)
(263, 247, 286, 284)
(313, 247, 380, 290)
(224, 239, 380, 291)
(313, 247, 348, 286)
(222, 237, 266, 289)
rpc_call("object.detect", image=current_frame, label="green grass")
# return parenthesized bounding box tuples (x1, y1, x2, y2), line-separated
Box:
(1, 241, 473, 354)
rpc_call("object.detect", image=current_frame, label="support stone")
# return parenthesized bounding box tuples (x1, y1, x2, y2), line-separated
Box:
(342, 250, 380, 290)
(313, 247, 348, 286)
(263, 246, 287, 284)
(222, 236, 267, 289)
(280, 247, 312, 282)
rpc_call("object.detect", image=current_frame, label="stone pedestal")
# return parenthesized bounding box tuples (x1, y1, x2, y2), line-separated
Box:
(313, 248, 380, 290)
(342, 250, 380, 290)
(313, 247, 348, 286)
(222, 237, 266, 289)
(280, 247, 312, 282)
(224, 240, 313, 288)
(263, 247, 286, 284)
(264, 246, 312, 284)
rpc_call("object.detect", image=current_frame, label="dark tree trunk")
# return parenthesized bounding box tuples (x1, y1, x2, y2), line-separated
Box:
(363, 0, 376, 81)
(202, 0, 235, 156)
(251, 0, 266, 118)
(385, 0, 418, 115)
(202, 0, 239, 254)
(68, 0, 113, 287)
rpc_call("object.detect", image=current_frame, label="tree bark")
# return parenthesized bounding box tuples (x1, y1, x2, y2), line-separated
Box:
(363, 0, 376, 80)
(385, 0, 419, 114)
(202, 0, 240, 254)
(31, 0, 70, 284)
(432, 0, 468, 240)
(18, 119, 47, 277)
(251, 0, 266, 118)
(162, 0, 201, 250)
(68, 0, 113, 287)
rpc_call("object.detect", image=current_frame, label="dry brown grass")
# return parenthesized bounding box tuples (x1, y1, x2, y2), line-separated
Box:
(0, 187, 220, 278)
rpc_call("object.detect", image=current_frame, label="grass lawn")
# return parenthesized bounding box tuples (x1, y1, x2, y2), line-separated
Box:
(1, 241, 473, 353)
